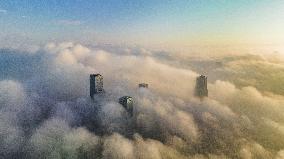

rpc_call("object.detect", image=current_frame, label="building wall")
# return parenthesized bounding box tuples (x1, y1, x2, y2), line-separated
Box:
(195, 75, 208, 97)
(90, 74, 103, 98)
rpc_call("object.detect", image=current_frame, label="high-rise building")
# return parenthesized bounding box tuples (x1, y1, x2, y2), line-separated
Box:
(119, 96, 134, 116)
(139, 83, 148, 88)
(195, 75, 208, 97)
(90, 74, 103, 99)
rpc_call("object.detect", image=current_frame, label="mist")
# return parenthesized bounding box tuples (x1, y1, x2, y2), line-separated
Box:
(0, 42, 284, 159)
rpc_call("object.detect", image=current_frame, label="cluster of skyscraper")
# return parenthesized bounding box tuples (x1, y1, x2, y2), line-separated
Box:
(90, 74, 145, 116)
(90, 74, 208, 116)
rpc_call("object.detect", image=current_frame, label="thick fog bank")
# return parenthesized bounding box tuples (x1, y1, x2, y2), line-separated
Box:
(0, 43, 284, 159)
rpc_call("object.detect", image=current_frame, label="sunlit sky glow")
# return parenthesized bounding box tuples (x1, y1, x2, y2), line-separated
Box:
(0, 0, 284, 50)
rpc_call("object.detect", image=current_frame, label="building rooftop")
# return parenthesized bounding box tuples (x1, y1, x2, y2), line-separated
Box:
(199, 75, 207, 78)
(90, 74, 102, 77)
(139, 83, 148, 88)
(119, 96, 132, 100)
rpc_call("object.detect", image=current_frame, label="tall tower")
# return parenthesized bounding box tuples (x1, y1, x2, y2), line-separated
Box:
(119, 96, 134, 116)
(195, 75, 208, 98)
(90, 74, 103, 99)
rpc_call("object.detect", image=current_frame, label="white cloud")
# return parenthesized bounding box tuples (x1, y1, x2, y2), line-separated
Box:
(1, 42, 284, 158)
(0, 9, 7, 14)
(56, 20, 82, 26)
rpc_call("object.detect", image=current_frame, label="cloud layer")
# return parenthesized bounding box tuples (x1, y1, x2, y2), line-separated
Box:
(0, 42, 284, 159)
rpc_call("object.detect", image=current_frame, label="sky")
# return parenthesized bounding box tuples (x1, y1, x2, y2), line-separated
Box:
(0, 0, 284, 50)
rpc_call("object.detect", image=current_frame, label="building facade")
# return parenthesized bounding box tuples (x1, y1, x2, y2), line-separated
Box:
(90, 74, 103, 98)
(195, 75, 208, 97)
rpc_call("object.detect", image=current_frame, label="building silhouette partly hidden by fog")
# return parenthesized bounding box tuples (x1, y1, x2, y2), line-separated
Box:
(90, 74, 103, 99)
(119, 96, 134, 116)
(139, 83, 148, 88)
(195, 75, 208, 97)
